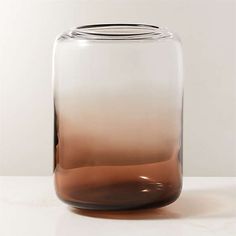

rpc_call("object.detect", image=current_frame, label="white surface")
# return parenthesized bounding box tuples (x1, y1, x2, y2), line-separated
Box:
(0, 0, 236, 176)
(0, 177, 235, 236)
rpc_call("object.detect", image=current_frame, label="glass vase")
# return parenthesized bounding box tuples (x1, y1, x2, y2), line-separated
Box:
(53, 24, 183, 210)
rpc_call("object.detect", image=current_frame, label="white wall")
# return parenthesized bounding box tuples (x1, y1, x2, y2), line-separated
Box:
(0, 0, 235, 176)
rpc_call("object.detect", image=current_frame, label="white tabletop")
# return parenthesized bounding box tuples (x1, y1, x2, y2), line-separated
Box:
(0, 177, 235, 236)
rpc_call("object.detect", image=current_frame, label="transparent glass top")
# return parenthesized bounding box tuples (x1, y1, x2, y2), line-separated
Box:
(58, 24, 174, 41)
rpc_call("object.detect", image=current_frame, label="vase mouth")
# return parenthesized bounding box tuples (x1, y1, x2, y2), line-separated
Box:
(58, 24, 173, 41)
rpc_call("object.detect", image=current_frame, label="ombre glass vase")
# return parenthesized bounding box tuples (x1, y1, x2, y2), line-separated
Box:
(53, 24, 183, 210)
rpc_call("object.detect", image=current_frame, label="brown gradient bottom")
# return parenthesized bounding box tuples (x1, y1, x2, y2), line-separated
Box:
(55, 156, 182, 210)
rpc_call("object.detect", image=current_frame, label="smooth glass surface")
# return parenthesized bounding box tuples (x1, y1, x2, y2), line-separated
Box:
(53, 24, 183, 210)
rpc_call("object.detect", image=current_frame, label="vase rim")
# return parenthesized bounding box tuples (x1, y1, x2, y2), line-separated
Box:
(58, 24, 174, 41)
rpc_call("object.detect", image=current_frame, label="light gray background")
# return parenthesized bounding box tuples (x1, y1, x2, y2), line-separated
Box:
(0, 0, 235, 176)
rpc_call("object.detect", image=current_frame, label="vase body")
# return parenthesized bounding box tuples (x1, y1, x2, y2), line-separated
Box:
(53, 24, 183, 210)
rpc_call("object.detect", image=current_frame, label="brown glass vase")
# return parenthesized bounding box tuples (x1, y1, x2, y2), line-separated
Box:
(53, 24, 183, 210)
